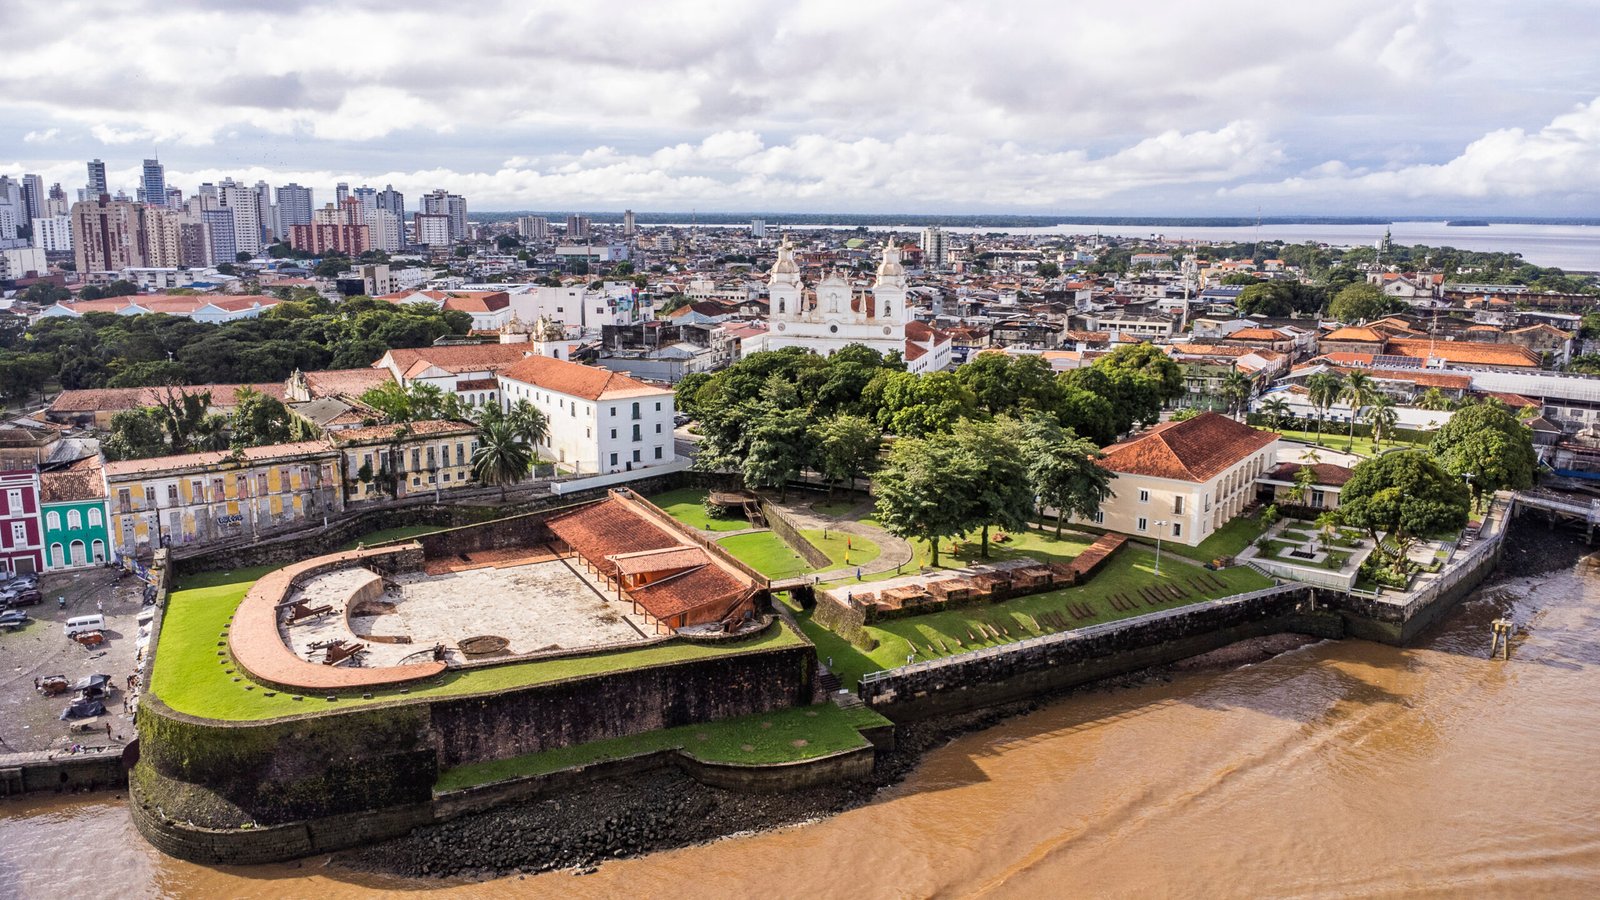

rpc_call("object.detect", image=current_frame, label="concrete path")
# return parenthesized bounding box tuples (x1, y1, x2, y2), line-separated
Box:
(768, 497, 915, 582)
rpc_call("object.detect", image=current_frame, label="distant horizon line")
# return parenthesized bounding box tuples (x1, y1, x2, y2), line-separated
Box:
(466, 212, 1600, 227)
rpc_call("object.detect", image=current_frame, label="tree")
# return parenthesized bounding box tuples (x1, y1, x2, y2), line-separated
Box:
(235, 250, 253, 263)
(1338, 451, 1469, 567)
(0, 351, 55, 403)
(873, 370, 977, 437)
(953, 418, 1034, 557)
(230, 386, 293, 448)
(1416, 387, 1454, 411)
(1285, 463, 1317, 506)
(873, 432, 974, 568)
(954, 352, 1059, 417)
(809, 413, 880, 493)
(1218, 369, 1253, 420)
(1430, 400, 1537, 510)
(1036, 261, 1061, 279)
(1021, 416, 1114, 537)
(505, 399, 550, 447)
(471, 419, 532, 499)
(1328, 282, 1398, 323)
(1258, 395, 1292, 432)
(1220, 273, 1260, 286)
(1237, 282, 1295, 317)
(106, 359, 187, 388)
(1339, 372, 1376, 450)
(1367, 394, 1399, 450)
(102, 408, 168, 461)
(741, 406, 810, 498)
(1305, 372, 1344, 439)
(359, 381, 457, 424)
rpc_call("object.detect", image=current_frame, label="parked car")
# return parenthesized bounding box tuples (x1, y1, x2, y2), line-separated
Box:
(0, 609, 28, 630)
(3, 589, 41, 607)
(673, 414, 691, 427)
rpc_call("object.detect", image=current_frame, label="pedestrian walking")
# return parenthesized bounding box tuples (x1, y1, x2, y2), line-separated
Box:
(96, 599, 103, 613)
(105, 722, 112, 738)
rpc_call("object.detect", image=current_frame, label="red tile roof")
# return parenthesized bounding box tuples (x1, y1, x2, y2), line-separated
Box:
(50, 383, 287, 413)
(329, 419, 476, 445)
(498, 355, 666, 401)
(1386, 338, 1540, 368)
(1321, 326, 1385, 343)
(379, 344, 530, 376)
(1100, 413, 1278, 483)
(41, 456, 105, 502)
(302, 368, 395, 399)
(547, 497, 681, 561)
(1265, 462, 1353, 487)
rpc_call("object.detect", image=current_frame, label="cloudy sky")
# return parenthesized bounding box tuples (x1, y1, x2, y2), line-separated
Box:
(4, 0, 1598, 215)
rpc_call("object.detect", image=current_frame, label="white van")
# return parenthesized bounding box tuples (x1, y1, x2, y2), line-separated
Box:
(64, 614, 104, 638)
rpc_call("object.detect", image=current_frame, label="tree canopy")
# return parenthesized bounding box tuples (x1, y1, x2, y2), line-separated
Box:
(1337, 450, 1470, 564)
(1429, 400, 1537, 508)
(1327, 282, 1402, 323)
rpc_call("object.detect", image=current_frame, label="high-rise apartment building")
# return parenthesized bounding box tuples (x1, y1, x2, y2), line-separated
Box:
(365, 208, 402, 253)
(142, 159, 166, 207)
(196, 182, 219, 210)
(376, 184, 405, 220)
(412, 213, 451, 247)
(353, 185, 377, 214)
(217, 179, 262, 256)
(31, 215, 73, 252)
(920, 226, 948, 268)
(516, 215, 549, 242)
(164, 187, 184, 208)
(200, 209, 236, 263)
(253, 181, 275, 242)
(422, 190, 467, 241)
(622, 209, 636, 238)
(21, 175, 45, 224)
(71, 196, 147, 273)
(275, 183, 314, 229)
(335, 183, 349, 206)
(45, 184, 68, 217)
(0, 177, 22, 240)
(143, 207, 185, 267)
(85, 159, 108, 198)
(565, 214, 591, 240)
(750, 218, 766, 239)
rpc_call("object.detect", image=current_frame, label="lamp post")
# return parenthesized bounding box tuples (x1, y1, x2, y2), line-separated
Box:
(1154, 520, 1169, 577)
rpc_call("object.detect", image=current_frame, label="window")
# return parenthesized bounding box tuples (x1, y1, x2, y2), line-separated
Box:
(1173, 496, 1184, 515)
(655, 423, 662, 434)
(118, 489, 131, 513)
(1091, 509, 1104, 524)
(426, 446, 436, 468)
(46, 511, 60, 531)
(609, 453, 618, 466)
(191, 479, 204, 501)
(1312, 490, 1326, 508)
(631, 402, 641, 420)
(654, 447, 663, 459)
(411, 449, 421, 470)
(146, 486, 158, 507)
(1137, 517, 1147, 532)
(632, 449, 641, 462)
(610, 406, 616, 417)
(167, 485, 179, 504)
(4, 489, 18, 512)
(1138, 489, 1149, 503)
(632, 424, 642, 442)
(1204, 494, 1212, 512)
(1173, 522, 1182, 537)
(10, 522, 25, 545)
(456, 443, 465, 466)
(67, 509, 81, 530)
(610, 429, 616, 439)
(655, 402, 662, 412)
(88, 508, 101, 527)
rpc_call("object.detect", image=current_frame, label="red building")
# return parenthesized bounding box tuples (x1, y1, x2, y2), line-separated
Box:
(288, 223, 370, 256)
(0, 469, 45, 575)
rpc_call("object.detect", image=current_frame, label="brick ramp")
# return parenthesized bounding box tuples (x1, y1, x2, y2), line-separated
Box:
(228, 545, 446, 692)
(1066, 533, 1127, 581)
(423, 546, 562, 575)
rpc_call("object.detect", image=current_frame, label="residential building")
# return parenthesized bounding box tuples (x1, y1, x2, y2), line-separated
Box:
(330, 419, 478, 503)
(413, 213, 451, 247)
(623, 209, 636, 237)
(142, 159, 166, 206)
(105, 441, 343, 557)
(217, 178, 262, 256)
(0, 469, 44, 574)
(365, 208, 402, 253)
(86, 159, 108, 198)
(422, 189, 468, 241)
(496, 355, 676, 474)
(31, 214, 73, 252)
(353, 185, 377, 214)
(1072, 412, 1279, 548)
(200, 208, 236, 264)
(21, 174, 45, 224)
(71, 195, 147, 274)
(275, 183, 314, 229)
(750, 218, 766, 239)
(39, 295, 282, 328)
(921, 226, 947, 268)
(379, 289, 512, 330)
(1257, 462, 1352, 513)
(40, 457, 109, 570)
(0, 247, 47, 281)
(516, 215, 549, 242)
(142, 207, 187, 268)
(375, 343, 531, 396)
(565, 214, 592, 240)
(376, 184, 405, 225)
(289, 220, 370, 256)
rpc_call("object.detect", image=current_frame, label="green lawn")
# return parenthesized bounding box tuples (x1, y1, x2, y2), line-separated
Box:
(153, 568, 806, 722)
(809, 500, 859, 517)
(802, 529, 880, 571)
(825, 525, 1094, 586)
(338, 523, 446, 550)
(1192, 515, 1267, 561)
(716, 531, 819, 579)
(1271, 427, 1432, 459)
(800, 545, 1272, 691)
(436, 702, 890, 791)
(648, 488, 750, 532)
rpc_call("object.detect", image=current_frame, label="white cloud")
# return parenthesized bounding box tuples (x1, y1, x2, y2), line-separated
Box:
(22, 129, 59, 144)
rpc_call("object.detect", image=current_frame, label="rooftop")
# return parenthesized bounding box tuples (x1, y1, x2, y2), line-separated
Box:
(1100, 412, 1279, 482)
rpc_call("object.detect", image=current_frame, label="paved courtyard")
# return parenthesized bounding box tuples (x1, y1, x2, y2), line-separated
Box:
(283, 559, 652, 667)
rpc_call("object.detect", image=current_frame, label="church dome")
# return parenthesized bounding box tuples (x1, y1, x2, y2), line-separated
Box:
(770, 237, 800, 276)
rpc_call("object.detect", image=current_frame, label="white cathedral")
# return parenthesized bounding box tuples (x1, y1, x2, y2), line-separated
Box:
(762, 239, 951, 373)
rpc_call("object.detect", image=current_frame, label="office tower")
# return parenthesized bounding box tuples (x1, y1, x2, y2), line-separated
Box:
(750, 218, 766, 238)
(275, 183, 314, 229)
(376, 184, 405, 223)
(920, 226, 948, 268)
(335, 183, 349, 205)
(422, 189, 467, 241)
(196, 182, 219, 209)
(142, 159, 167, 206)
(354, 185, 377, 214)
(71, 195, 147, 272)
(516, 215, 548, 242)
(86, 159, 108, 198)
(200, 208, 236, 263)
(165, 187, 183, 208)
(565, 214, 591, 240)
(217, 178, 262, 256)
(45, 184, 68, 217)
(31, 215, 73, 252)
(622, 209, 636, 238)
(21, 175, 44, 223)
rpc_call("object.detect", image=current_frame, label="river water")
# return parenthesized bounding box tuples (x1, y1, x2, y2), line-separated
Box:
(4, 554, 1598, 898)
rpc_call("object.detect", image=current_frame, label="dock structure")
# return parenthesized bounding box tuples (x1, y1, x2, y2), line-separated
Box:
(1513, 491, 1600, 543)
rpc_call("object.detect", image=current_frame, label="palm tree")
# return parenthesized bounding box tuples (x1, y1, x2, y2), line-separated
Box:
(472, 419, 533, 499)
(1305, 372, 1344, 441)
(1219, 369, 1253, 420)
(1416, 387, 1454, 412)
(1259, 396, 1292, 432)
(1339, 372, 1377, 451)
(1368, 394, 1399, 450)
(507, 399, 550, 447)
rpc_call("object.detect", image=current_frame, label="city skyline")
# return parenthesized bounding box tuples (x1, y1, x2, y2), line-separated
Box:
(3, 1, 1599, 215)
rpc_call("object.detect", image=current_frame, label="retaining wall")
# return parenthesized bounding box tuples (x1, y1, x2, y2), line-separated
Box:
(0, 749, 126, 796)
(761, 499, 832, 569)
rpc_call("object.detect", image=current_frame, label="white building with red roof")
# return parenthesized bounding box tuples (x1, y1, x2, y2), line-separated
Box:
(37, 293, 281, 324)
(1072, 412, 1279, 547)
(496, 355, 676, 475)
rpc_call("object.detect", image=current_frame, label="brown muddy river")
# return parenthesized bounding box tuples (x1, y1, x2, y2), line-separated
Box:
(4, 560, 1598, 898)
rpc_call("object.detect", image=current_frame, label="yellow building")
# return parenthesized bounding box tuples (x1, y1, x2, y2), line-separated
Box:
(329, 419, 479, 502)
(104, 441, 342, 556)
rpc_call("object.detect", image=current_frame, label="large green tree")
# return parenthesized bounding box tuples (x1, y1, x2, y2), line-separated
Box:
(1337, 450, 1470, 566)
(872, 370, 977, 437)
(1021, 416, 1115, 537)
(809, 413, 881, 493)
(471, 419, 533, 499)
(872, 432, 975, 568)
(1328, 282, 1400, 323)
(1430, 400, 1537, 509)
(229, 386, 293, 448)
(952, 418, 1035, 558)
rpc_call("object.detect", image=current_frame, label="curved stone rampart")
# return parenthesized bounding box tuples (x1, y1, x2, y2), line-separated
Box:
(228, 543, 446, 692)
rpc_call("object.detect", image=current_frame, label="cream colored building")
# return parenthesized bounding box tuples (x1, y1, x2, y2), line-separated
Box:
(1073, 412, 1279, 548)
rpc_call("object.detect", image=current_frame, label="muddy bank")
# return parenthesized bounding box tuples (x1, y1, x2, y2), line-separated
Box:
(1496, 512, 1589, 579)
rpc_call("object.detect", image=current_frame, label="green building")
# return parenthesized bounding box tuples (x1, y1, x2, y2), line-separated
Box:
(41, 458, 110, 570)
